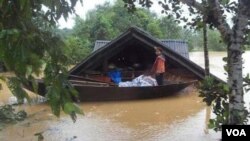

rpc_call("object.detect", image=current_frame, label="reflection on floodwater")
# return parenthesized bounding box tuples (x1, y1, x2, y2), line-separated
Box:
(0, 51, 249, 141)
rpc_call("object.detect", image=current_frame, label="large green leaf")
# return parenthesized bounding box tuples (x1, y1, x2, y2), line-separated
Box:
(63, 102, 83, 122)
(0, 0, 84, 121)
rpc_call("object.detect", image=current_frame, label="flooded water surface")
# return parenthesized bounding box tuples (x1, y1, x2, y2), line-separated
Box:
(1, 51, 249, 141)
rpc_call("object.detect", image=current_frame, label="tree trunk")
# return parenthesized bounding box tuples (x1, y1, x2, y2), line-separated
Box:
(203, 20, 211, 134)
(203, 23, 209, 76)
(227, 0, 249, 125)
(228, 42, 244, 124)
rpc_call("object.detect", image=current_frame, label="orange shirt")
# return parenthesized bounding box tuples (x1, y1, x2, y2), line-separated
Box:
(152, 55, 165, 74)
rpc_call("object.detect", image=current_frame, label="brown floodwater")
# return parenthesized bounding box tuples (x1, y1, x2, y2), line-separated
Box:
(0, 51, 249, 141)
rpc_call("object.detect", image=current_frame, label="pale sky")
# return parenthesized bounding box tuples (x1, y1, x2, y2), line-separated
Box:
(58, 0, 109, 29)
(58, 0, 163, 29)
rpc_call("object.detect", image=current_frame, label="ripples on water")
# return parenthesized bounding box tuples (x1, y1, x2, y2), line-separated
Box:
(0, 83, 206, 141)
(0, 51, 249, 141)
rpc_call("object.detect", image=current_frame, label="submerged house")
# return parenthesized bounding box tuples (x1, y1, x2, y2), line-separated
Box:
(23, 27, 227, 102)
(70, 26, 209, 82)
(25, 27, 224, 101)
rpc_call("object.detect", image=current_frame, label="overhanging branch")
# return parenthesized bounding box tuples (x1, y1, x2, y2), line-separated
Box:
(178, 0, 232, 42)
(231, 0, 249, 45)
(178, 0, 203, 11)
(207, 0, 231, 42)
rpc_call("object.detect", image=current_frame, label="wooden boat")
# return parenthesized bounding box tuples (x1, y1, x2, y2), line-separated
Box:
(72, 81, 195, 102)
(24, 77, 196, 102)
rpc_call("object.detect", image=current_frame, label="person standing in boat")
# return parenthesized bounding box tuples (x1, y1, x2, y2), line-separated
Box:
(151, 47, 166, 85)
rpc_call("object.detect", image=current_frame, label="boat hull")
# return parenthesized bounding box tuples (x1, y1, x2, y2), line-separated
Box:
(74, 83, 192, 102)
(24, 80, 195, 102)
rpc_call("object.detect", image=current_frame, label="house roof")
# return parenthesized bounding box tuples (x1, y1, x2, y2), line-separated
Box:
(69, 26, 223, 82)
(93, 39, 189, 59)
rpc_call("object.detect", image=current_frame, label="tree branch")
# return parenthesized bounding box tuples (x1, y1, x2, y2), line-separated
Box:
(177, 0, 231, 42)
(178, 0, 203, 11)
(231, 0, 249, 46)
(207, 0, 232, 42)
(241, 0, 250, 17)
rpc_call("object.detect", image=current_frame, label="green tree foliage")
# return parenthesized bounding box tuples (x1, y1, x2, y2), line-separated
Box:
(71, 0, 187, 51)
(0, 105, 27, 125)
(199, 76, 229, 131)
(0, 0, 82, 120)
(207, 30, 226, 51)
(64, 0, 194, 64)
(243, 74, 250, 92)
(159, 17, 182, 39)
(64, 36, 91, 64)
(147, 21, 163, 38)
(245, 36, 250, 50)
(191, 29, 227, 51)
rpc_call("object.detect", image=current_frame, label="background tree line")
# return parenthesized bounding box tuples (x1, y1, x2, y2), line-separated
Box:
(2, 0, 244, 69)
(60, 0, 232, 65)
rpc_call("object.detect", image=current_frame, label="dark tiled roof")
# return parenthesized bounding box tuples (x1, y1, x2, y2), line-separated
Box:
(93, 39, 189, 59)
(93, 40, 110, 51)
(160, 39, 189, 59)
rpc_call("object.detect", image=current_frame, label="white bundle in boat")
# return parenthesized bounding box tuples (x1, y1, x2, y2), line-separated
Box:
(118, 75, 157, 87)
